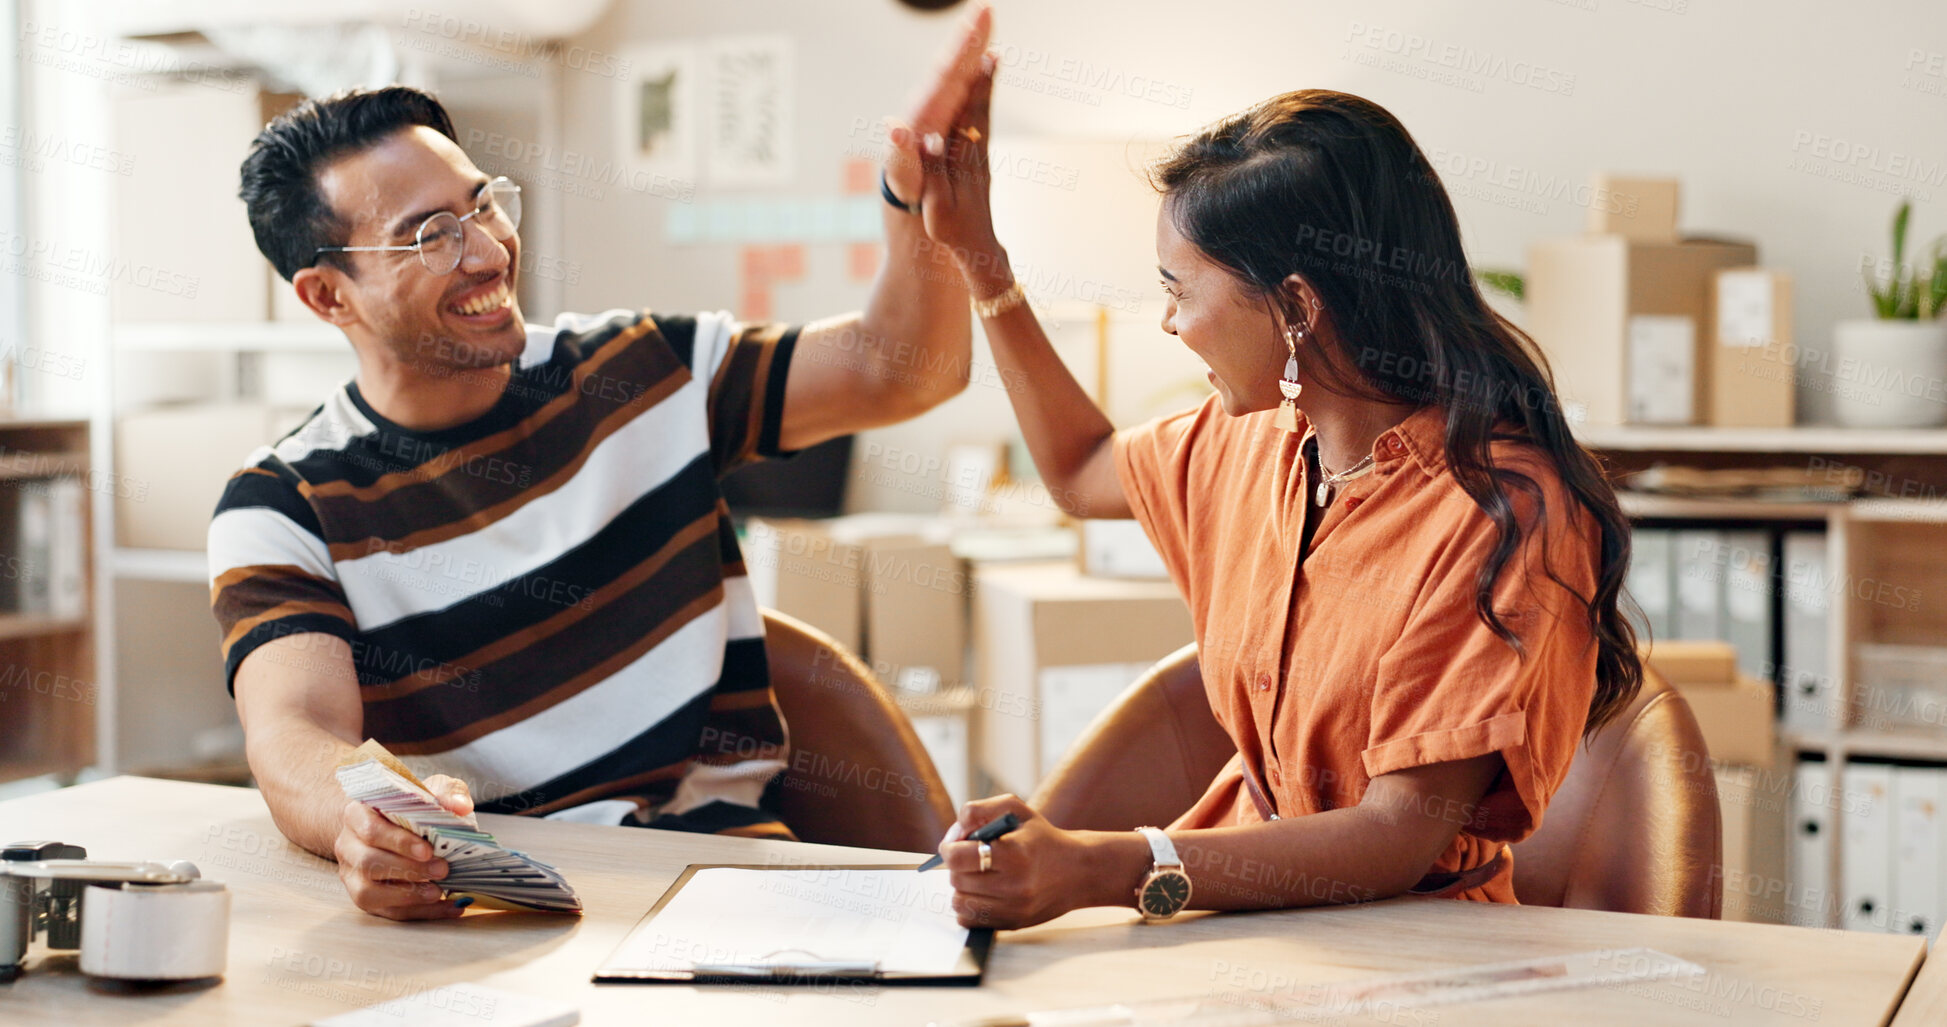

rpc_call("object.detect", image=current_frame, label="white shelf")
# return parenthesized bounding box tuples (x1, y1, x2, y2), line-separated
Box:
(111, 547, 208, 584)
(1848, 498, 1947, 524)
(1577, 424, 1947, 455)
(1619, 493, 1841, 521)
(115, 322, 342, 353)
(1786, 727, 1947, 762)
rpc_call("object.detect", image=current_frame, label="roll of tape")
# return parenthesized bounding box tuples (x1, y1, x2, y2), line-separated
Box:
(79, 881, 229, 980)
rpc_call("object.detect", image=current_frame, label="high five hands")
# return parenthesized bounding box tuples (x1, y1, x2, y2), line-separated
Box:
(883, 5, 1002, 259)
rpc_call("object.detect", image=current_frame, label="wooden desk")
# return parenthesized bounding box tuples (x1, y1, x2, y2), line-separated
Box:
(0, 778, 1925, 1026)
(1892, 944, 1947, 1027)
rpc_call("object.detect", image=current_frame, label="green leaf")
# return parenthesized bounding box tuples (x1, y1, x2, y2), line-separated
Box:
(1476, 268, 1524, 301)
(1929, 244, 1947, 319)
(1893, 198, 1912, 269)
(1868, 268, 1892, 317)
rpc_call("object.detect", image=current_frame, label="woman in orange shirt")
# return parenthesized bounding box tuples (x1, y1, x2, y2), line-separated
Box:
(895, 55, 1643, 927)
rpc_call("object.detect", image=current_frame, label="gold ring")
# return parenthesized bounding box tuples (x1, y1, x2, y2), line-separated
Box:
(977, 841, 993, 873)
(957, 126, 982, 143)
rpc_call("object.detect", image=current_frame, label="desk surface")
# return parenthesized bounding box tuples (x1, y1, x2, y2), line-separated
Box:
(1892, 943, 1947, 1027)
(0, 777, 1926, 1026)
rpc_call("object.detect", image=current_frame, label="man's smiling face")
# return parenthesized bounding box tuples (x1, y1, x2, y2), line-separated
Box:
(313, 125, 525, 370)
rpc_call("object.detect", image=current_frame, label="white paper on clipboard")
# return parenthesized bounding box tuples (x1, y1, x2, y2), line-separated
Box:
(598, 867, 968, 977)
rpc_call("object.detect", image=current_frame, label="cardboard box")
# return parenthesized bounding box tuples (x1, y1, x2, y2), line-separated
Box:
(1526, 236, 1759, 427)
(1076, 519, 1168, 580)
(117, 404, 288, 550)
(1675, 673, 1776, 769)
(744, 519, 867, 655)
(1854, 643, 1947, 732)
(744, 515, 966, 690)
(1712, 269, 1796, 428)
(1715, 761, 1790, 923)
(864, 535, 966, 690)
(1587, 175, 1680, 242)
(896, 688, 977, 808)
(1644, 640, 1739, 687)
(112, 81, 267, 322)
(973, 561, 1194, 795)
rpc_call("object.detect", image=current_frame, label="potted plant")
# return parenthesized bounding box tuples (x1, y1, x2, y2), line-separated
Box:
(1832, 199, 1947, 428)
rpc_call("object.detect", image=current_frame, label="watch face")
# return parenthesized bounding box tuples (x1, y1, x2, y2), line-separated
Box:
(1140, 869, 1192, 918)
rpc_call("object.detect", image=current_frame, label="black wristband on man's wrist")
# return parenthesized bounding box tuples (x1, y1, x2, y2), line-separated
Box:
(880, 170, 916, 214)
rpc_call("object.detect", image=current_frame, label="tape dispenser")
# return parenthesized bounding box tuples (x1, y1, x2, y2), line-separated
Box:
(2, 840, 229, 982)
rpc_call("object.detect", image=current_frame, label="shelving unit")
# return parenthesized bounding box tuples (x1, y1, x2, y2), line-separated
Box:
(114, 321, 343, 353)
(0, 419, 94, 784)
(1582, 424, 1947, 455)
(1594, 424, 1947, 933)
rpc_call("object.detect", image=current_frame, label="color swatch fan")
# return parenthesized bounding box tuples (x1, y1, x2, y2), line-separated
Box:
(335, 740, 581, 914)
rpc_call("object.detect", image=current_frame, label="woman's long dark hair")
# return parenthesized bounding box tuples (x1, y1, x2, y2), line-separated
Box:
(1153, 89, 1641, 740)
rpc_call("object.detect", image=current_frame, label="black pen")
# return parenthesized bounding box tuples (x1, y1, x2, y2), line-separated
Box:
(916, 812, 1020, 872)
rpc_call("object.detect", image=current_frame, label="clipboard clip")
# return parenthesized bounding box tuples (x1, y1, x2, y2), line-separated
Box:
(690, 947, 881, 978)
(688, 959, 882, 978)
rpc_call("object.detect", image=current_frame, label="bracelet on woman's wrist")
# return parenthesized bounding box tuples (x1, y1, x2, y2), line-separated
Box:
(971, 280, 1026, 318)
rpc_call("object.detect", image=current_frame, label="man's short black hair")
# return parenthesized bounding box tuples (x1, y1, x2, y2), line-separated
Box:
(239, 85, 458, 282)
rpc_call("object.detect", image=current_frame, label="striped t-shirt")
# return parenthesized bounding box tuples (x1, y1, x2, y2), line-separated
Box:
(208, 309, 799, 835)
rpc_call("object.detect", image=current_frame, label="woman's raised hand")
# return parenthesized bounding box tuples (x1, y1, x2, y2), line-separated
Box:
(884, 6, 1002, 263)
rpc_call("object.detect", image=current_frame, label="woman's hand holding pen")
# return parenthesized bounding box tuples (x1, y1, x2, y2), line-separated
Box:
(933, 794, 1152, 930)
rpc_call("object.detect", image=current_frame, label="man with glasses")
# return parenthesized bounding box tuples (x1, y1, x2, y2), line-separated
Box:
(212, 13, 997, 920)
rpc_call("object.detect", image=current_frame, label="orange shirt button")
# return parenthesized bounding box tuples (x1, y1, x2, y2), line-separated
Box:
(1257, 672, 1273, 692)
(1385, 437, 1405, 455)
(1268, 764, 1281, 785)
(1344, 497, 1362, 511)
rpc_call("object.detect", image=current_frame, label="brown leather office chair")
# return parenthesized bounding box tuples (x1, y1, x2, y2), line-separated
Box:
(762, 609, 957, 854)
(1032, 643, 1723, 917)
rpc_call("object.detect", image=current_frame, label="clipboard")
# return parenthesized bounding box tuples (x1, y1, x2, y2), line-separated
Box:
(592, 863, 994, 986)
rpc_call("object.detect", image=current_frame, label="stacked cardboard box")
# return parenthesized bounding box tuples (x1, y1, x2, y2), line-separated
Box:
(973, 561, 1194, 796)
(1075, 519, 1169, 580)
(744, 515, 966, 691)
(1527, 175, 1785, 428)
(116, 404, 315, 551)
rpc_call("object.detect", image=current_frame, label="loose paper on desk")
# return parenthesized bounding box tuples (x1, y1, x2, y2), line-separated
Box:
(309, 981, 577, 1027)
(940, 947, 1705, 1027)
(598, 867, 968, 975)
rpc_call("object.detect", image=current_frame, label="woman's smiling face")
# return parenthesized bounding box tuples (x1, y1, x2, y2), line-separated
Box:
(1155, 202, 1288, 417)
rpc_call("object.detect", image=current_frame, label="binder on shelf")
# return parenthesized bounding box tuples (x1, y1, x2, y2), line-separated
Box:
(1841, 762, 1894, 933)
(1780, 531, 1836, 731)
(1625, 527, 1674, 644)
(47, 478, 85, 620)
(1720, 529, 1773, 681)
(1789, 756, 1832, 928)
(15, 485, 52, 615)
(1891, 764, 1946, 940)
(1671, 529, 1724, 642)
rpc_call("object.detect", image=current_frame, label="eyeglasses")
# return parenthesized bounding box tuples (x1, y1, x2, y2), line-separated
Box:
(314, 177, 522, 275)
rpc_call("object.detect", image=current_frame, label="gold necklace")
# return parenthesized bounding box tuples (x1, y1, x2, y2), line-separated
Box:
(1314, 452, 1376, 505)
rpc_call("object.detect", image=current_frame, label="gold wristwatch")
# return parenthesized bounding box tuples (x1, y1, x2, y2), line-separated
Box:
(1134, 826, 1192, 920)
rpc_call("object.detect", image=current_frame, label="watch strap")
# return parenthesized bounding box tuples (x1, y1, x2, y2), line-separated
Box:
(1135, 826, 1180, 869)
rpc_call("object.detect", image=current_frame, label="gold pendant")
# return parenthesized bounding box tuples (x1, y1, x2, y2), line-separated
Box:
(1273, 399, 1298, 433)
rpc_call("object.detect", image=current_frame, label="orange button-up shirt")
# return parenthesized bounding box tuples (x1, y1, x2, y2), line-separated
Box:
(1115, 398, 1599, 902)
